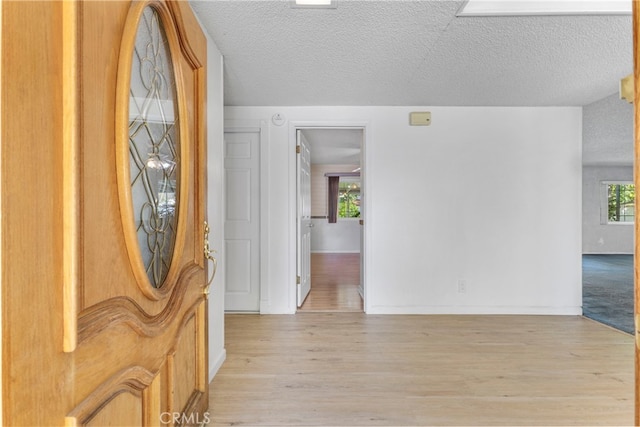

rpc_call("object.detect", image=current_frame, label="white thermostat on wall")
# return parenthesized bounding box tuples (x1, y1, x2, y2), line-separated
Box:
(272, 113, 286, 126)
(409, 111, 431, 126)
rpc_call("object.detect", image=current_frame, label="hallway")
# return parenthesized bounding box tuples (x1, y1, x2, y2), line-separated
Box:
(298, 253, 363, 312)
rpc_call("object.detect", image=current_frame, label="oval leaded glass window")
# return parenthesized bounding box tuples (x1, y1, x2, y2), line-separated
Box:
(128, 6, 180, 288)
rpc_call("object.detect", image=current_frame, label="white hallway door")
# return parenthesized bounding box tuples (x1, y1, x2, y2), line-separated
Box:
(224, 129, 261, 311)
(297, 131, 312, 307)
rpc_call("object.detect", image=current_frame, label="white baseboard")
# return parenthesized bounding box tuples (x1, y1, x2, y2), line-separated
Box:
(208, 348, 227, 383)
(582, 252, 633, 255)
(311, 250, 361, 254)
(366, 305, 583, 316)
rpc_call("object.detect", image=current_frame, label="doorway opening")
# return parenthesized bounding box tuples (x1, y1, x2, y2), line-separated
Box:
(582, 254, 633, 334)
(294, 127, 366, 313)
(299, 253, 362, 312)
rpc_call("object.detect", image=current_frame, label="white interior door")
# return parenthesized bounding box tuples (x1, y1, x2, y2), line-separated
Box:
(297, 131, 312, 307)
(359, 131, 365, 301)
(224, 129, 260, 311)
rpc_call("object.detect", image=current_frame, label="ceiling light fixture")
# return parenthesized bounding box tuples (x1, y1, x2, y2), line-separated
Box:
(291, 0, 337, 9)
(457, 0, 631, 17)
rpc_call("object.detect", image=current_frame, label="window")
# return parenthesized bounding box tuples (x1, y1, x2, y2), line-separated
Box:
(605, 182, 635, 223)
(338, 178, 360, 218)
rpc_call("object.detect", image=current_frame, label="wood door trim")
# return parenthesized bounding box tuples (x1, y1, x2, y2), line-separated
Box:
(195, 66, 207, 271)
(62, 0, 80, 353)
(165, 0, 204, 70)
(78, 262, 202, 341)
(164, 0, 207, 271)
(634, 1, 640, 423)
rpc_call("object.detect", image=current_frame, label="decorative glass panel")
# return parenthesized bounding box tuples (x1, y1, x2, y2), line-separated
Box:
(128, 6, 180, 288)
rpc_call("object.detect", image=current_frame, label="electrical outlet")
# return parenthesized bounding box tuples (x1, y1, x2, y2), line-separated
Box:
(457, 280, 467, 293)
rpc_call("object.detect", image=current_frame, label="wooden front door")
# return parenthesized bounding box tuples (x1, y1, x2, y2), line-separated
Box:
(1, 0, 210, 425)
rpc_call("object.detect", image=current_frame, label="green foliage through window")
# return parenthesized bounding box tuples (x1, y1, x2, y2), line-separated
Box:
(608, 183, 635, 223)
(338, 180, 360, 218)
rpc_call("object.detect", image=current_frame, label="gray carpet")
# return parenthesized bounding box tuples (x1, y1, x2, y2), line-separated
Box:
(582, 254, 634, 335)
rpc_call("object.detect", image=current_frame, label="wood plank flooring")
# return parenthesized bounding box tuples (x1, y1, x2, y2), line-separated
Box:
(298, 253, 362, 312)
(208, 314, 634, 426)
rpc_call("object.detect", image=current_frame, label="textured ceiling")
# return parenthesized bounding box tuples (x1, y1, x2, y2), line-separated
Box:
(301, 128, 363, 165)
(190, 0, 632, 107)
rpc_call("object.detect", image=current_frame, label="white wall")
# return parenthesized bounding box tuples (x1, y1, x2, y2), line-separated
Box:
(311, 219, 360, 253)
(203, 29, 226, 381)
(582, 93, 634, 254)
(225, 106, 583, 315)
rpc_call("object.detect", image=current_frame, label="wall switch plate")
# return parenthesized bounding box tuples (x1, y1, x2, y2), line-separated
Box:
(410, 111, 431, 126)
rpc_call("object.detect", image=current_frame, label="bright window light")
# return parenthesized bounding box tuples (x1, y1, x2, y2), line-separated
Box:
(457, 0, 631, 16)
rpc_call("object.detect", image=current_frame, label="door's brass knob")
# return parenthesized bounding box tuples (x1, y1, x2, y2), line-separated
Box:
(203, 221, 218, 298)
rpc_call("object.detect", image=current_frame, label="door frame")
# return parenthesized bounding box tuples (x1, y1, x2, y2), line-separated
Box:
(288, 121, 370, 313)
(224, 120, 270, 313)
(633, 1, 640, 422)
(0, 0, 3, 417)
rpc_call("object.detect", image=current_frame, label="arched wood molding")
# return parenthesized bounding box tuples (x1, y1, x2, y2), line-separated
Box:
(77, 263, 202, 341)
(70, 301, 205, 425)
(165, 0, 204, 70)
(65, 366, 155, 426)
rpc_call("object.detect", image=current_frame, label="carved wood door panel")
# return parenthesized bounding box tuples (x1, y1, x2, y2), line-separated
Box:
(1, 1, 209, 425)
(70, 1, 209, 424)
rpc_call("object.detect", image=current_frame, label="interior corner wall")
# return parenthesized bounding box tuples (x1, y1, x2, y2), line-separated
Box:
(582, 93, 634, 254)
(202, 28, 226, 381)
(583, 93, 633, 166)
(224, 106, 582, 315)
(582, 165, 634, 254)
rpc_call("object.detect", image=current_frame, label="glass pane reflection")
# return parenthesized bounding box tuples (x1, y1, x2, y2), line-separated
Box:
(128, 6, 180, 288)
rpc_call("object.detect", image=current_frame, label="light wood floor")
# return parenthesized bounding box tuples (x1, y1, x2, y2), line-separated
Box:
(208, 314, 634, 426)
(298, 253, 363, 312)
